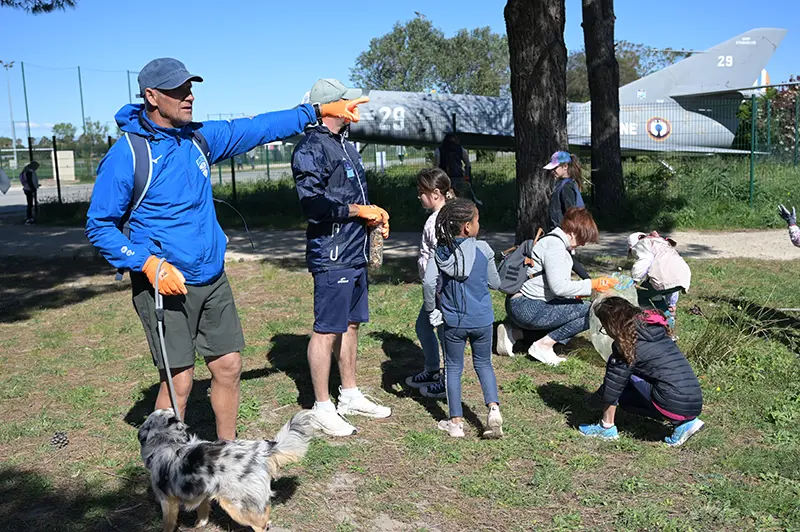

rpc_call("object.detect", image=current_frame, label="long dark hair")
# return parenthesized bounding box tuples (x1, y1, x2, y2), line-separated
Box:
(435, 198, 477, 278)
(435, 198, 476, 251)
(565, 155, 583, 191)
(594, 297, 670, 364)
(440, 132, 461, 151)
(417, 167, 456, 200)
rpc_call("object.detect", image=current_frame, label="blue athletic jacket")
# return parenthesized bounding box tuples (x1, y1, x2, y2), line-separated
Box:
(292, 125, 370, 273)
(85, 103, 317, 285)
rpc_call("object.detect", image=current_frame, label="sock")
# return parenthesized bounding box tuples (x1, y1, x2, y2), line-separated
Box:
(314, 400, 336, 412)
(339, 387, 363, 399)
(601, 421, 615, 429)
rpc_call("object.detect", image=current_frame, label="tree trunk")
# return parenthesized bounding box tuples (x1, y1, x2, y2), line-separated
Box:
(582, 0, 625, 216)
(505, 0, 568, 244)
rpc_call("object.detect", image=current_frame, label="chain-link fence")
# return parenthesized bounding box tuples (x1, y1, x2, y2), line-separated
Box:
(3, 84, 797, 230)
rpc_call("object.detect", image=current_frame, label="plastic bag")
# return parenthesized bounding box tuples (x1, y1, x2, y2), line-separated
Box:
(588, 273, 639, 361)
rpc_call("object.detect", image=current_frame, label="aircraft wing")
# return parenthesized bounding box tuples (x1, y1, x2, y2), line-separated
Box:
(569, 136, 762, 156)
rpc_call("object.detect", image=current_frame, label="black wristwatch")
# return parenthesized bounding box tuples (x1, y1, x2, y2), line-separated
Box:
(313, 103, 323, 123)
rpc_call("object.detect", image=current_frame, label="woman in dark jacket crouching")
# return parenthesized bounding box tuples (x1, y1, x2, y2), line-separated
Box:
(579, 297, 704, 447)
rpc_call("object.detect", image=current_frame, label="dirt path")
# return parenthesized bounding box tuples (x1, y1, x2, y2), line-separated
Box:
(0, 222, 796, 263)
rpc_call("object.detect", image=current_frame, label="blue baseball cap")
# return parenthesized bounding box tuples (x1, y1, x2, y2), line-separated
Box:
(543, 151, 572, 170)
(136, 58, 203, 98)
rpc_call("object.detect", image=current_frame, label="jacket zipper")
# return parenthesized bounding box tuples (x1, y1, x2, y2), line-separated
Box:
(340, 136, 368, 263)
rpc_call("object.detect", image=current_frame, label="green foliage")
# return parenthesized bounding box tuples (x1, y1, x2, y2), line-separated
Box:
(52, 122, 76, 144)
(567, 41, 690, 102)
(0, 0, 76, 14)
(350, 16, 509, 97)
(436, 27, 510, 97)
(350, 17, 445, 93)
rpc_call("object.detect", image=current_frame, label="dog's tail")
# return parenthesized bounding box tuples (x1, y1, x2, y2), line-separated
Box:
(266, 410, 315, 477)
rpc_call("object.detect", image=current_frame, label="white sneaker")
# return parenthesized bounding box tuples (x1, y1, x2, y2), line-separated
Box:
(437, 419, 465, 438)
(310, 405, 357, 437)
(496, 323, 516, 357)
(528, 343, 566, 366)
(336, 388, 392, 419)
(483, 405, 503, 439)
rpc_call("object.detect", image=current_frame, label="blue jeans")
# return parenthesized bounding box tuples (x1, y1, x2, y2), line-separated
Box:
(443, 325, 499, 418)
(507, 296, 589, 343)
(416, 305, 442, 373)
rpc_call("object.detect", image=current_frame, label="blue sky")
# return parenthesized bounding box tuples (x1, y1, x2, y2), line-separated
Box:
(0, 0, 797, 140)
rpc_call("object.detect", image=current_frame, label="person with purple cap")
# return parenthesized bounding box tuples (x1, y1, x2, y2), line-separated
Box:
(85, 58, 368, 440)
(544, 151, 586, 232)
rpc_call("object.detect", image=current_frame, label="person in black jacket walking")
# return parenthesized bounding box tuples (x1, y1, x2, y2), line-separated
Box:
(579, 297, 705, 447)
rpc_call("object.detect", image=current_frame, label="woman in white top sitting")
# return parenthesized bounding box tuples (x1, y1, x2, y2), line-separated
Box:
(496, 208, 616, 365)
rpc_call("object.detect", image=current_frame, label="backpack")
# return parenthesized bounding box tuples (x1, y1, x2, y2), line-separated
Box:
(497, 228, 554, 295)
(114, 130, 211, 280)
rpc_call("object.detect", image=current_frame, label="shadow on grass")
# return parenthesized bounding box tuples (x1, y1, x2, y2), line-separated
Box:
(264, 256, 422, 286)
(370, 331, 484, 436)
(703, 295, 800, 353)
(536, 382, 668, 443)
(0, 465, 299, 532)
(265, 333, 332, 410)
(0, 257, 128, 324)
(123, 366, 279, 441)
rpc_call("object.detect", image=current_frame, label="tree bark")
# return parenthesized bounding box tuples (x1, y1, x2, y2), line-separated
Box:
(505, 0, 568, 243)
(582, 0, 625, 216)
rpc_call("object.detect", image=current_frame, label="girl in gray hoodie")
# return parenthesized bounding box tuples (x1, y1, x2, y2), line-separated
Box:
(421, 199, 503, 439)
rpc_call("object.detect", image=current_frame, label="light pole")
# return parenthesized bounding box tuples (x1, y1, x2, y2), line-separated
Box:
(0, 60, 18, 169)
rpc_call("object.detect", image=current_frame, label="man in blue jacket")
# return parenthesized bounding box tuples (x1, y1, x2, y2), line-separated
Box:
(86, 59, 366, 440)
(292, 78, 391, 436)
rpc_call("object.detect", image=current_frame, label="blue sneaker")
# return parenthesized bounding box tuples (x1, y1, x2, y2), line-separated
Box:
(665, 418, 704, 447)
(405, 370, 441, 389)
(420, 379, 446, 399)
(579, 422, 619, 440)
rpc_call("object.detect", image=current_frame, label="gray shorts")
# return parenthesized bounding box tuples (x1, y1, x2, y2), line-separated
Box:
(131, 271, 245, 369)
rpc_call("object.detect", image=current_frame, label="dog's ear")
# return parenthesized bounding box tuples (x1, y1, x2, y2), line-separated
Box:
(167, 416, 180, 426)
(138, 426, 149, 445)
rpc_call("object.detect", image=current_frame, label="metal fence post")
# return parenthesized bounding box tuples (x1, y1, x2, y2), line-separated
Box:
(265, 144, 270, 180)
(749, 94, 757, 208)
(127, 70, 133, 104)
(794, 94, 799, 167)
(230, 157, 238, 206)
(52, 135, 62, 204)
(78, 66, 86, 134)
(766, 98, 772, 153)
(21, 61, 31, 141)
(217, 164, 222, 186)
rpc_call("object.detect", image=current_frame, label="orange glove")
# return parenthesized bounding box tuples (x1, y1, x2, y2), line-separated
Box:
(591, 276, 618, 293)
(142, 256, 187, 296)
(378, 221, 390, 239)
(353, 204, 390, 238)
(354, 204, 389, 225)
(320, 96, 369, 123)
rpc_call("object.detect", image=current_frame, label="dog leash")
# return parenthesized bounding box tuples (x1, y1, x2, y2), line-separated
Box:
(154, 259, 182, 422)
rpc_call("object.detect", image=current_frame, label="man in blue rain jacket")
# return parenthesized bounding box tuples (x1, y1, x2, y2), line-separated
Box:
(86, 58, 366, 439)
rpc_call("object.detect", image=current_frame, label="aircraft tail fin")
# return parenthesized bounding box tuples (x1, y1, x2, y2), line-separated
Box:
(621, 28, 787, 100)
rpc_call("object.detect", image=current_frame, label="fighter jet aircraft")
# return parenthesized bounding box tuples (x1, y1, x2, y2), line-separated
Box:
(344, 28, 787, 155)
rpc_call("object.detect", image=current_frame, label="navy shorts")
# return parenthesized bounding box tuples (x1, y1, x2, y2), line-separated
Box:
(312, 266, 369, 333)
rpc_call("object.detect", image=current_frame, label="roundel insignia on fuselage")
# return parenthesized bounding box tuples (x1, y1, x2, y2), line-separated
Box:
(646, 117, 672, 141)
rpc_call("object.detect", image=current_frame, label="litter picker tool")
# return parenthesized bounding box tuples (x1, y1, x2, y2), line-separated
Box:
(154, 259, 182, 422)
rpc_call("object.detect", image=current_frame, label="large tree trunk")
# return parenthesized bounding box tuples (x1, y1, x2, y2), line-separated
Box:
(505, 0, 568, 243)
(582, 0, 625, 216)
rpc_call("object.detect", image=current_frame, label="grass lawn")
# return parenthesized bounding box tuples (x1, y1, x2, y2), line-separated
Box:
(0, 255, 798, 531)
